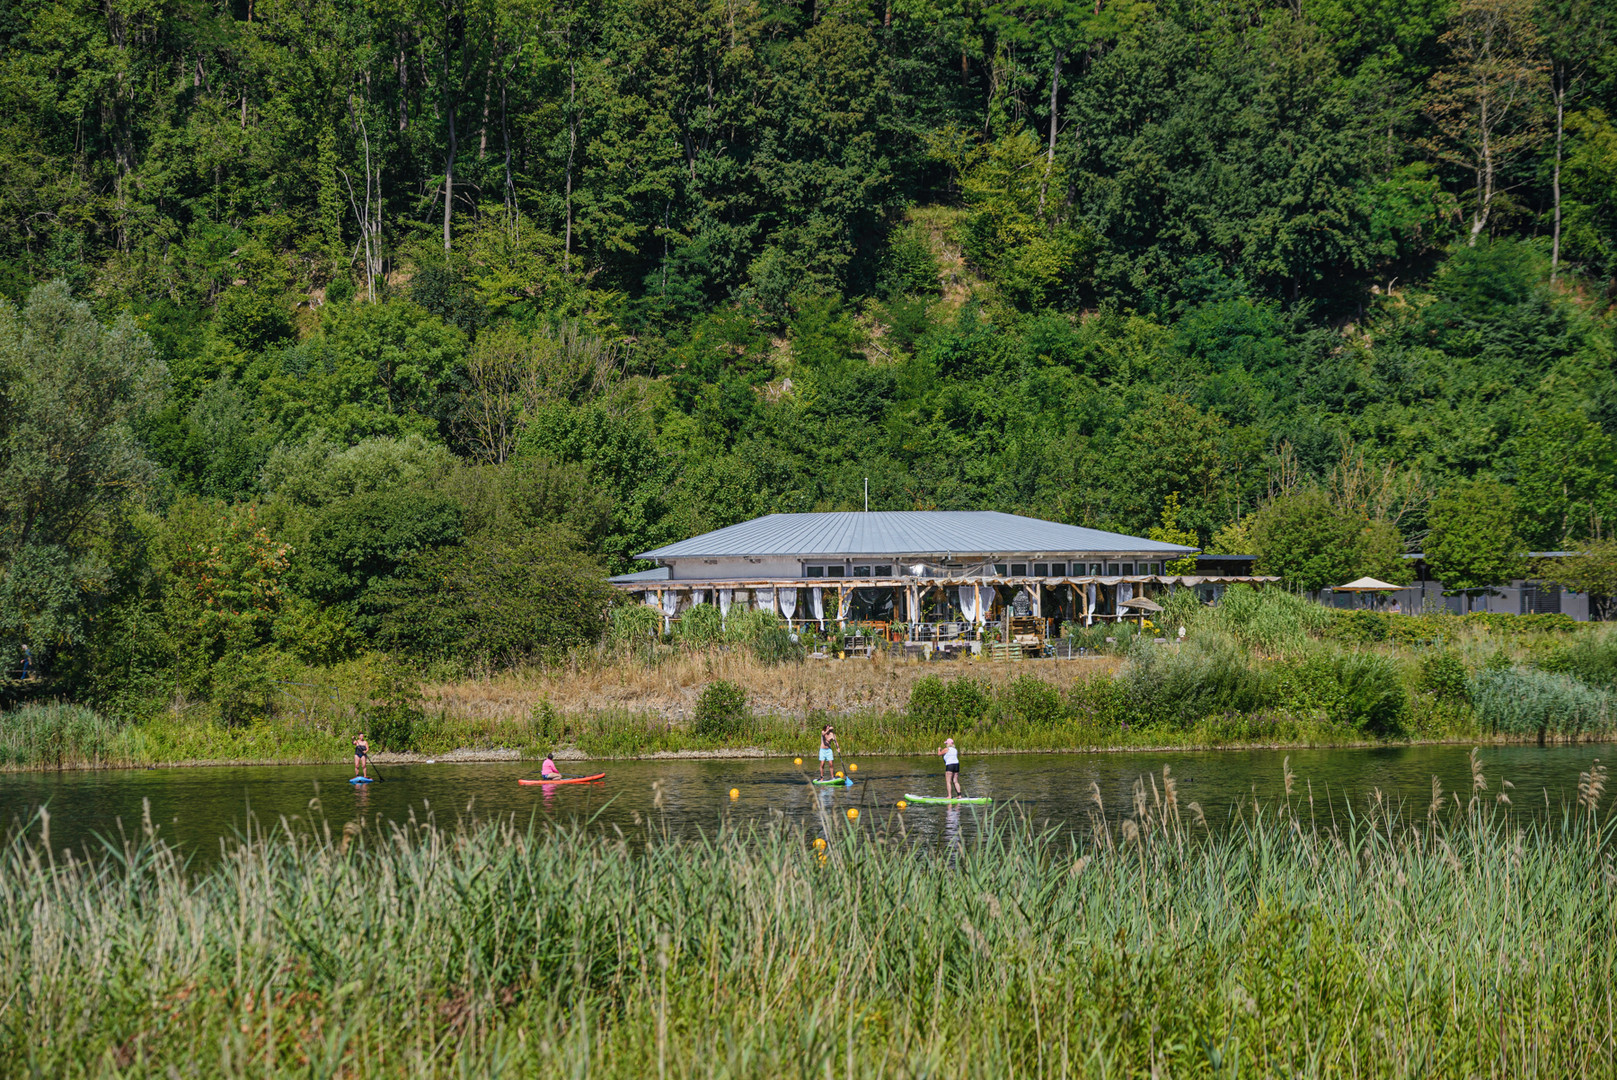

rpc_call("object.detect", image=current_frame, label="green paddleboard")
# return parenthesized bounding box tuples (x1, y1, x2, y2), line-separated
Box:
(903, 793, 990, 805)
(811, 777, 853, 787)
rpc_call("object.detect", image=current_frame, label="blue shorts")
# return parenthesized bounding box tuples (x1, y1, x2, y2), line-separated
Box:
(819, 748, 834, 762)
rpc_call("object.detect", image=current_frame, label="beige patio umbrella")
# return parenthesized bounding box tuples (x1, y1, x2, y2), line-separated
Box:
(1118, 596, 1164, 612)
(1335, 577, 1402, 592)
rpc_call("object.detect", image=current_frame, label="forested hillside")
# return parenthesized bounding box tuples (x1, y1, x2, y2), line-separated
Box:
(3, 0, 1617, 710)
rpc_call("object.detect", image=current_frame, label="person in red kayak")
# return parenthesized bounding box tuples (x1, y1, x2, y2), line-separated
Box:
(541, 751, 563, 780)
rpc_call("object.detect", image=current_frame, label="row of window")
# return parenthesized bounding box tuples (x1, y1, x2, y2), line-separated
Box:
(802, 562, 1165, 578)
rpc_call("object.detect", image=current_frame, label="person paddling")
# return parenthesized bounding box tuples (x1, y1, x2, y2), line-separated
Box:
(937, 737, 963, 799)
(353, 733, 371, 779)
(541, 751, 563, 780)
(818, 723, 841, 780)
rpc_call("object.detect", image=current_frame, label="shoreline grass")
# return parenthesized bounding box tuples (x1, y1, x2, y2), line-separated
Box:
(4, 764, 1614, 1076)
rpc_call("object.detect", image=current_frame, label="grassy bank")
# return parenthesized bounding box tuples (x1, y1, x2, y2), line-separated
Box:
(4, 763, 1614, 1077)
(6, 597, 1616, 770)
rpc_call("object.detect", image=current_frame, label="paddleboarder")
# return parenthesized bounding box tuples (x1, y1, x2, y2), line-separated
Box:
(541, 751, 563, 780)
(937, 737, 963, 799)
(352, 733, 370, 780)
(818, 723, 841, 780)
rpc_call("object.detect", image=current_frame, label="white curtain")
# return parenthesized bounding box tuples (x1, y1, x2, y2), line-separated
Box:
(755, 586, 775, 613)
(643, 590, 660, 608)
(689, 589, 707, 606)
(1086, 583, 1097, 626)
(811, 586, 824, 624)
(1120, 582, 1134, 606)
(837, 588, 852, 622)
(718, 588, 733, 627)
(957, 585, 976, 623)
(779, 588, 797, 620)
(661, 591, 679, 616)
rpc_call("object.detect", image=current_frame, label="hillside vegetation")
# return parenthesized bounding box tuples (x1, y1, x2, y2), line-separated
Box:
(3, 0, 1617, 748)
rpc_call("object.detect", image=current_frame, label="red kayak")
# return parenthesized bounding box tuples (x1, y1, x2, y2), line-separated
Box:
(518, 773, 605, 785)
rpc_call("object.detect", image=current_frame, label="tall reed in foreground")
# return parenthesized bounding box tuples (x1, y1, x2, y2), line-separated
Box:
(2, 762, 1614, 1078)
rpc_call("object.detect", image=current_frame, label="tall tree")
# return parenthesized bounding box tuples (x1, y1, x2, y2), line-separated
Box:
(1534, 0, 1615, 281)
(1425, 479, 1527, 610)
(1422, 0, 1549, 245)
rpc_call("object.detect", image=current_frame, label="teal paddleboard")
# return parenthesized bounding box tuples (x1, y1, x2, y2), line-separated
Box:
(350, 776, 375, 784)
(811, 777, 853, 787)
(903, 792, 989, 805)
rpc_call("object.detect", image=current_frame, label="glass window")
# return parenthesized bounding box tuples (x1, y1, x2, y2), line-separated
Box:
(1010, 563, 1028, 576)
(1147, 563, 1160, 575)
(1090, 563, 1103, 575)
(825, 566, 845, 577)
(994, 564, 1009, 576)
(1122, 563, 1134, 575)
(852, 565, 872, 577)
(1049, 563, 1066, 576)
(806, 565, 825, 578)
(1033, 563, 1049, 577)
(874, 564, 893, 577)
(1107, 563, 1120, 576)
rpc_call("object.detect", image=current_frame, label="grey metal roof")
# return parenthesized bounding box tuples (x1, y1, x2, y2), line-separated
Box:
(607, 566, 672, 583)
(637, 512, 1195, 561)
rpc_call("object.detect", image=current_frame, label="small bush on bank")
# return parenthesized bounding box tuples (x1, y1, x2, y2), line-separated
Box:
(1002, 674, 1065, 729)
(1417, 650, 1471, 705)
(1211, 586, 1330, 656)
(1119, 636, 1270, 727)
(908, 675, 993, 733)
(1560, 628, 1617, 691)
(692, 681, 750, 739)
(1276, 651, 1407, 736)
(1469, 666, 1611, 739)
(1324, 610, 1389, 644)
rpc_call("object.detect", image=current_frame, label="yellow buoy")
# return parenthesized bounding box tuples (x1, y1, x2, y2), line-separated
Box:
(729, 788, 739, 799)
(794, 757, 802, 765)
(818, 853, 828, 866)
(835, 770, 844, 779)
(813, 837, 826, 850)
(849, 763, 857, 772)
(896, 800, 907, 809)
(846, 807, 859, 821)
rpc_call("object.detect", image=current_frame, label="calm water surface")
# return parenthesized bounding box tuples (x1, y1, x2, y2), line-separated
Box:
(0, 744, 1608, 861)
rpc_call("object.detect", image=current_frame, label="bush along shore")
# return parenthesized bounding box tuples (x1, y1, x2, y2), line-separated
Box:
(3, 589, 1616, 770)
(3, 760, 1614, 1077)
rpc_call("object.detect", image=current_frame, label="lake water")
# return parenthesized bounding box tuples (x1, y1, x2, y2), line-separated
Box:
(1, 744, 1607, 861)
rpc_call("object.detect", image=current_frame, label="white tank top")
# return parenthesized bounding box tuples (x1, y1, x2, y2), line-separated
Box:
(943, 746, 959, 765)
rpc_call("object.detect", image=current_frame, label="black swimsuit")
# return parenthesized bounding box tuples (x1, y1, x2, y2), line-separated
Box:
(354, 742, 368, 757)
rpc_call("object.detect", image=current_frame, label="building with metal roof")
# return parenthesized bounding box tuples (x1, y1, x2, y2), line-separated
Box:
(611, 511, 1276, 648)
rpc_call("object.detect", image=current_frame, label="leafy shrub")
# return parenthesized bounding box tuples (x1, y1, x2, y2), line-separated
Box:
(1417, 650, 1471, 705)
(907, 675, 992, 734)
(366, 664, 425, 752)
(1279, 651, 1406, 736)
(1002, 675, 1065, 729)
(1324, 610, 1389, 644)
(1120, 636, 1270, 727)
(692, 680, 750, 740)
(1469, 666, 1611, 738)
(1560, 629, 1617, 691)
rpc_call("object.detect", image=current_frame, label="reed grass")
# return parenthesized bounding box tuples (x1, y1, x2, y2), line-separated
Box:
(3, 760, 1614, 1077)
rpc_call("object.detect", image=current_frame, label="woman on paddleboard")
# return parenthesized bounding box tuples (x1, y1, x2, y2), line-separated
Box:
(541, 751, 563, 780)
(937, 738, 962, 798)
(353, 733, 370, 780)
(818, 723, 840, 780)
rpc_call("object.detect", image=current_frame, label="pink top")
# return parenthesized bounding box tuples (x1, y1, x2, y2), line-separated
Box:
(541, 759, 561, 778)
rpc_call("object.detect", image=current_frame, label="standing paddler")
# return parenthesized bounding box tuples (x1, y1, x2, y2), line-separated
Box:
(818, 723, 841, 780)
(937, 737, 963, 799)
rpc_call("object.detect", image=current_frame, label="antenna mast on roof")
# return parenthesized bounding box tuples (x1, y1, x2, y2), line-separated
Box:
(864, 478, 869, 512)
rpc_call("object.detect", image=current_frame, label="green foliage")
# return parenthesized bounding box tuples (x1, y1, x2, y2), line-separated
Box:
(1209, 585, 1333, 656)
(1250, 490, 1409, 595)
(1426, 480, 1527, 605)
(374, 530, 612, 669)
(1417, 650, 1472, 705)
(1558, 628, 1617, 691)
(0, 702, 138, 767)
(907, 675, 993, 734)
(1119, 636, 1270, 727)
(1281, 651, 1407, 736)
(691, 680, 750, 740)
(610, 603, 663, 645)
(1324, 610, 1390, 644)
(294, 489, 464, 619)
(1469, 666, 1612, 738)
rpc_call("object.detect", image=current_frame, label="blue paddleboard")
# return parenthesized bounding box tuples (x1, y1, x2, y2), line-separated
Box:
(350, 776, 375, 784)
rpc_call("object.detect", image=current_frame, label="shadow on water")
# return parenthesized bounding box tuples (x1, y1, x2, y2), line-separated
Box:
(0, 742, 1609, 864)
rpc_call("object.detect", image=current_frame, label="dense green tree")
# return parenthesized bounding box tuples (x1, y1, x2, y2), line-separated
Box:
(1425, 479, 1528, 609)
(1250, 490, 1410, 594)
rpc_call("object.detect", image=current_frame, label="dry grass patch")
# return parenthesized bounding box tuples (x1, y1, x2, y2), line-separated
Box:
(424, 651, 1117, 727)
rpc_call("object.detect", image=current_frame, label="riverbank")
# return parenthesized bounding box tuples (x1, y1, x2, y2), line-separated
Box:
(5, 784, 1613, 1076)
